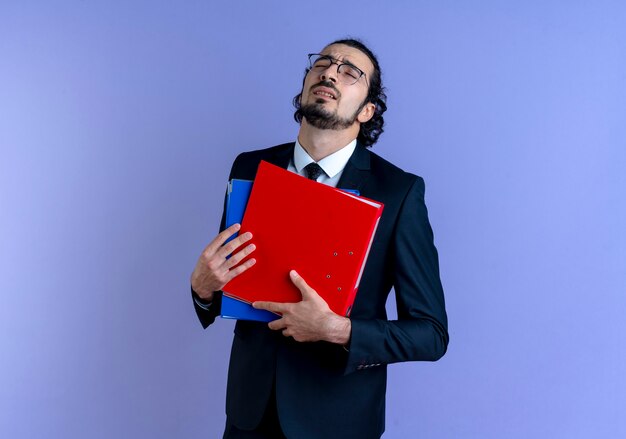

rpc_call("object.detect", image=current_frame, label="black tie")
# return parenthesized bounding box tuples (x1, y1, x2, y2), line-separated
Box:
(304, 162, 324, 181)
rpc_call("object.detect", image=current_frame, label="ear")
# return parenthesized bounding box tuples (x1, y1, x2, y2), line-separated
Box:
(357, 102, 376, 123)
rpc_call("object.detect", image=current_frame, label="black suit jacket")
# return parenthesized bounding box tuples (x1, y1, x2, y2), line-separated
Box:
(194, 142, 448, 439)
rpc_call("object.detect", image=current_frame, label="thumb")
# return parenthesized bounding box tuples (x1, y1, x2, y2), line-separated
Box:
(290, 270, 315, 300)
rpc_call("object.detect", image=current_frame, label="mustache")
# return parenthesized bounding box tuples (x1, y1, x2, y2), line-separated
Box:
(311, 80, 341, 98)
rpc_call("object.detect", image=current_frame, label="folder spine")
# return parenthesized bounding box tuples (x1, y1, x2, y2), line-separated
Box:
(343, 214, 383, 316)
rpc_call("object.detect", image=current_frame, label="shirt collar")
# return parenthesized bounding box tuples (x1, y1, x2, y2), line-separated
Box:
(293, 138, 357, 179)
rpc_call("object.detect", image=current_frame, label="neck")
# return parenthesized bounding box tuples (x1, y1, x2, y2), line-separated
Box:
(297, 120, 359, 162)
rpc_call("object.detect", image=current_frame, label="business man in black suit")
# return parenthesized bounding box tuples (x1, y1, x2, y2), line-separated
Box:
(190, 39, 448, 439)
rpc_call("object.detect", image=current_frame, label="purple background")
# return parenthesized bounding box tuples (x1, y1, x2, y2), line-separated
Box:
(2, 1, 625, 438)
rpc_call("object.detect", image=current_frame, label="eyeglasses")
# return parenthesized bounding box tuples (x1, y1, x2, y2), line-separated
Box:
(307, 53, 367, 86)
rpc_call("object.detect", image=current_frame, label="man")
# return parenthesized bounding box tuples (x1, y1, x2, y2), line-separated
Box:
(190, 38, 448, 439)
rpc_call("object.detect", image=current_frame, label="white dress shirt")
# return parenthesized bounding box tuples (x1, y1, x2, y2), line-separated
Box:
(289, 138, 357, 188)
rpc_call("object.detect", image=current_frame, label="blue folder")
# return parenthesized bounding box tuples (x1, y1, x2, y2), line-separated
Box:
(221, 179, 278, 322)
(220, 178, 359, 322)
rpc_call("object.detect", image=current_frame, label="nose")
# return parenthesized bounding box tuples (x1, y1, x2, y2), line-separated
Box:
(319, 64, 338, 83)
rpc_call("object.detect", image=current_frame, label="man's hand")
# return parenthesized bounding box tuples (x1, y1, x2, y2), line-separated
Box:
(190, 223, 257, 301)
(253, 270, 351, 345)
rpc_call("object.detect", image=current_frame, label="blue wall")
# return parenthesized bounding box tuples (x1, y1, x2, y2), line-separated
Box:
(1, 1, 625, 437)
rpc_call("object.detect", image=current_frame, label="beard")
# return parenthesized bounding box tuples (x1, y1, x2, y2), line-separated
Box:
(300, 100, 362, 130)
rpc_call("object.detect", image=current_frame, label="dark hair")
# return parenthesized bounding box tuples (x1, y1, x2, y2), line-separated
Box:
(292, 38, 387, 147)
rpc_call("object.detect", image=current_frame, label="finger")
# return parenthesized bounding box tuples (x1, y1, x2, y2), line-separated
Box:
(205, 223, 241, 254)
(268, 318, 287, 331)
(225, 258, 256, 280)
(253, 301, 287, 314)
(218, 231, 253, 259)
(289, 270, 316, 299)
(224, 243, 256, 270)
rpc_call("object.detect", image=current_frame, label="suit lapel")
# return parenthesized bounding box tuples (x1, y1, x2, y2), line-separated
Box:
(265, 143, 294, 170)
(337, 143, 372, 193)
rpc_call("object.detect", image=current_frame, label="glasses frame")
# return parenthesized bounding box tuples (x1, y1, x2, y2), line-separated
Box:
(307, 53, 368, 86)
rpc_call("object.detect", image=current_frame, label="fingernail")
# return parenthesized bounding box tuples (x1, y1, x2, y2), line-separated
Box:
(290, 270, 298, 277)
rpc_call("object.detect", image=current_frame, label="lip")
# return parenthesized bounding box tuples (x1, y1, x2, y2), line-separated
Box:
(311, 86, 337, 100)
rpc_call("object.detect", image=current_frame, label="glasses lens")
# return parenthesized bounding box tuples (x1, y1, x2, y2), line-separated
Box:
(310, 55, 332, 70)
(337, 65, 361, 84)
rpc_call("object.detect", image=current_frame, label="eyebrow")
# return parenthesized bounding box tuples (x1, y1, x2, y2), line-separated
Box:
(321, 54, 360, 70)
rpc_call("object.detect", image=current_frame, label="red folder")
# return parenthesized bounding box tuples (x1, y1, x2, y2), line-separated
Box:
(223, 161, 384, 316)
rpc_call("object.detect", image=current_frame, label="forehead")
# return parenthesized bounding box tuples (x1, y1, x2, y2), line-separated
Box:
(320, 44, 374, 75)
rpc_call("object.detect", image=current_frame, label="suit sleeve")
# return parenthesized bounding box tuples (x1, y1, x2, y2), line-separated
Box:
(344, 176, 449, 373)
